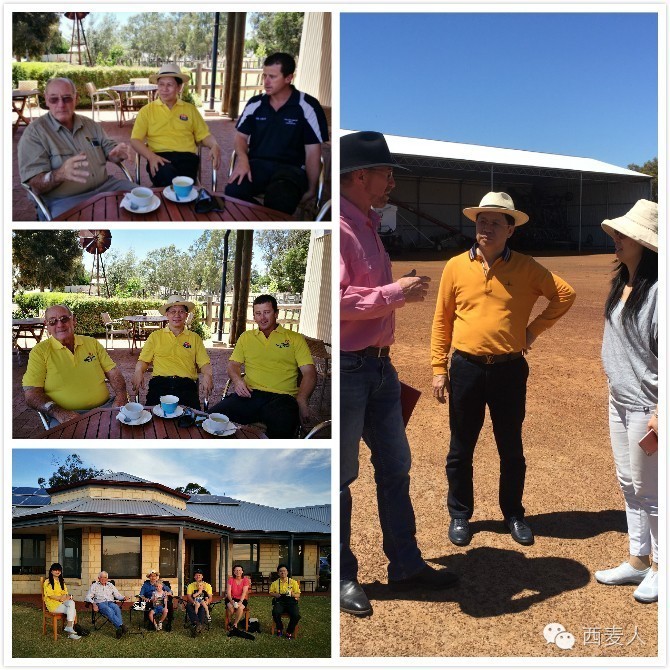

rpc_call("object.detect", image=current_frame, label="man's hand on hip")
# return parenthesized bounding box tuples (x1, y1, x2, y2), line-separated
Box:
(432, 373, 450, 403)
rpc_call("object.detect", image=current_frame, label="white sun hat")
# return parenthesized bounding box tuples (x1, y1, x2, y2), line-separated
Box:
(601, 199, 658, 252)
(463, 191, 529, 227)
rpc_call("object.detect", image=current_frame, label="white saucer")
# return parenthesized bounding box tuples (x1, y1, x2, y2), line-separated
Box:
(120, 194, 161, 214)
(202, 419, 237, 437)
(163, 185, 198, 203)
(152, 405, 184, 419)
(116, 409, 152, 426)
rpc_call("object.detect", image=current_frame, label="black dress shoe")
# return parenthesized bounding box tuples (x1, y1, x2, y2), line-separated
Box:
(340, 580, 372, 617)
(448, 518, 472, 546)
(507, 516, 534, 545)
(388, 564, 459, 592)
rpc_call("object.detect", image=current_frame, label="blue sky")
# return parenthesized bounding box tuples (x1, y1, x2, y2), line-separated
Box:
(341, 12, 658, 168)
(12, 449, 331, 508)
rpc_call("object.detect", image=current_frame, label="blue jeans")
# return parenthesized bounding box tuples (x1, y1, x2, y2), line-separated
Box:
(340, 352, 424, 582)
(97, 601, 123, 628)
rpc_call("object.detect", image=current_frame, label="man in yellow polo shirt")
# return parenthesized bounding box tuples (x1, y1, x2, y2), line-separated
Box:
(209, 294, 316, 438)
(132, 296, 212, 410)
(23, 304, 128, 428)
(431, 192, 576, 547)
(130, 63, 221, 187)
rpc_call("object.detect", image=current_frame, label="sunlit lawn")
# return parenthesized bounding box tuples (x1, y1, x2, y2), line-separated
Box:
(12, 597, 330, 658)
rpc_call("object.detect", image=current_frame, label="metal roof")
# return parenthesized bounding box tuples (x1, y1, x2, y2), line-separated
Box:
(187, 494, 239, 505)
(341, 130, 649, 178)
(283, 505, 331, 526)
(91, 472, 151, 483)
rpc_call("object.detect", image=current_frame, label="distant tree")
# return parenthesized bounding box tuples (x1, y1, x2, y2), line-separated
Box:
(86, 13, 123, 63)
(175, 12, 223, 62)
(12, 12, 61, 60)
(38, 453, 111, 489)
(105, 249, 144, 297)
(144, 244, 193, 295)
(175, 483, 211, 495)
(188, 230, 237, 295)
(627, 157, 658, 203)
(124, 13, 179, 64)
(12, 231, 83, 292)
(267, 233, 310, 292)
(248, 13, 303, 58)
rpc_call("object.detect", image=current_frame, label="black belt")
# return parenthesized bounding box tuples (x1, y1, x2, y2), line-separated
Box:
(454, 350, 524, 365)
(346, 346, 390, 358)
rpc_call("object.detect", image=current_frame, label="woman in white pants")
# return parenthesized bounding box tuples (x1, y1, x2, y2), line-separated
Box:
(595, 200, 658, 604)
(43, 562, 81, 639)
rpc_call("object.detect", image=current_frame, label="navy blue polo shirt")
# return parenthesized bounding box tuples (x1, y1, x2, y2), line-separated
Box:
(236, 86, 329, 168)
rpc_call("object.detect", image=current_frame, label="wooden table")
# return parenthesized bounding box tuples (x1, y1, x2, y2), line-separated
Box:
(123, 315, 167, 349)
(12, 318, 45, 355)
(108, 84, 158, 125)
(39, 407, 267, 439)
(12, 89, 39, 127)
(54, 189, 290, 222)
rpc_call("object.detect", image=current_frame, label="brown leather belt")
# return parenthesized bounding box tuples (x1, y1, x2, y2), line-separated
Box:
(454, 350, 524, 365)
(346, 346, 391, 358)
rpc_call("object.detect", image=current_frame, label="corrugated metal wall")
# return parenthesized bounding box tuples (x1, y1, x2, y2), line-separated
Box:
(299, 230, 332, 342)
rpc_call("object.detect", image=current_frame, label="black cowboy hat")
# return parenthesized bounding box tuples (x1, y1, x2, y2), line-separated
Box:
(340, 131, 409, 174)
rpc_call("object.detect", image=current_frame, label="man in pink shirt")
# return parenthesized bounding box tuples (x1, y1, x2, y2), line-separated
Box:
(340, 131, 459, 618)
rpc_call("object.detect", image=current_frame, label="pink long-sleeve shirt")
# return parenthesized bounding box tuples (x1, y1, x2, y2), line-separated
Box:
(340, 196, 405, 351)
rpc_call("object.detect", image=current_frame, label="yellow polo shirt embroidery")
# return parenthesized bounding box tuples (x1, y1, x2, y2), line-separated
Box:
(139, 327, 210, 380)
(131, 98, 211, 154)
(230, 325, 313, 396)
(43, 580, 70, 613)
(23, 335, 115, 410)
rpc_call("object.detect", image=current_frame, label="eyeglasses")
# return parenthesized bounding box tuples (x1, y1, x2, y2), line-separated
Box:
(167, 309, 187, 315)
(46, 315, 72, 326)
(367, 168, 394, 181)
(46, 95, 75, 105)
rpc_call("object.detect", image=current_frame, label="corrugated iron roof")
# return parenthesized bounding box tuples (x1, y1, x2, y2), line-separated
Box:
(342, 129, 649, 178)
(284, 505, 331, 525)
(187, 494, 239, 505)
(92, 472, 151, 483)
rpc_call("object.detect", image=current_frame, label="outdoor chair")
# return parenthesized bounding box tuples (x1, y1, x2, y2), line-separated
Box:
(17, 80, 40, 119)
(40, 576, 67, 641)
(270, 613, 299, 638)
(131, 580, 175, 632)
(180, 597, 221, 632)
(134, 142, 218, 192)
(101, 312, 131, 349)
(303, 336, 331, 411)
(127, 78, 151, 110)
(303, 419, 331, 439)
(224, 602, 251, 631)
(85, 82, 121, 124)
(315, 199, 331, 222)
(85, 579, 123, 632)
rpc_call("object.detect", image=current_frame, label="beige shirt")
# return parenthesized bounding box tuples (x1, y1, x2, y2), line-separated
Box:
(18, 112, 117, 199)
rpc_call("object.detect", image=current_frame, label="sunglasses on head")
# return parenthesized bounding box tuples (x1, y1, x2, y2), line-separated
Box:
(46, 315, 72, 326)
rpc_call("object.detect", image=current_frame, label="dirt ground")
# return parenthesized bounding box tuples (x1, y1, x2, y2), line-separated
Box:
(340, 253, 658, 660)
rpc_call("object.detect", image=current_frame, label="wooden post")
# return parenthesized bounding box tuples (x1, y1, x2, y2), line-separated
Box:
(229, 234, 244, 344)
(195, 62, 203, 96)
(206, 295, 213, 327)
(236, 230, 253, 336)
(222, 13, 235, 115)
(228, 12, 246, 120)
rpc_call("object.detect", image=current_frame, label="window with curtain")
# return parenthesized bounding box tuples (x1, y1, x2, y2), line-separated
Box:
(12, 535, 46, 575)
(231, 542, 259, 575)
(159, 533, 178, 577)
(278, 541, 304, 575)
(101, 530, 141, 578)
(63, 529, 82, 578)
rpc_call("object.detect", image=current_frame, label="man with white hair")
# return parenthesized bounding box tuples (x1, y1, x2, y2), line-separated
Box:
(18, 77, 135, 219)
(85, 571, 129, 638)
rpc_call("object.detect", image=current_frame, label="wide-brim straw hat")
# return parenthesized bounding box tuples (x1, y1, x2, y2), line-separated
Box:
(601, 199, 658, 252)
(149, 63, 190, 85)
(340, 131, 409, 174)
(159, 295, 196, 315)
(463, 191, 529, 227)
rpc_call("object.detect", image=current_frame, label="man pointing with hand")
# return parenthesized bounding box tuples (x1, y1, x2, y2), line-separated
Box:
(340, 131, 458, 619)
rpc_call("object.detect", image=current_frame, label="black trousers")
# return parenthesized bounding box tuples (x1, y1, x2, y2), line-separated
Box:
(209, 390, 299, 439)
(446, 353, 529, 520)
(146, 376, 200, 410)
(185, 602, 207, 627)
(272, 597, 300, 634)
(224, 158, 308, 214)
(148, 151, 199, 187)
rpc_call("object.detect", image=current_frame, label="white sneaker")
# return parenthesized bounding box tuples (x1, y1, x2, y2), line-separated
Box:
(595, 561, 650, 585)
(157, 622, 162, 631)
(68, 633, 82, 640)
(633, 570, 658, 603)
(64, 625, 75, 633)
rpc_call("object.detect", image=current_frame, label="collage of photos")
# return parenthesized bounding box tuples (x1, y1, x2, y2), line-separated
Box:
(8, 5, 663, 669)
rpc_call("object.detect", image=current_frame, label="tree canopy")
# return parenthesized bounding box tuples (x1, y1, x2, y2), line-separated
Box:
(247, 13, 303, 57)
(37, 453, 111, 488)
(254, 230, 310, 293)
(175, 483, 211, 494)
(12, 12, 62, 60)
(627, 157, 657, 203)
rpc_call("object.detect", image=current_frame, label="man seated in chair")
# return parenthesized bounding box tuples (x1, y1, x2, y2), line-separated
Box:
(18, 77, 135, 219)
(130, 63, 221, 187)
(23, 305, 129, 429)
(85, 571, 129, 639)
(185, 570, 213, 637)
(131, 296, 212, 410)
(225, 52, 329, 215)
(209, 295, 316, 438)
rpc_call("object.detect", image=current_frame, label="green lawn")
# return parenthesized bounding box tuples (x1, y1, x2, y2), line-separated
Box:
(13, 597, 330, 658)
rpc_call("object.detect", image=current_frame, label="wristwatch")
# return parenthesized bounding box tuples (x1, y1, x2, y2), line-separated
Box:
(43, 400, 56, 416)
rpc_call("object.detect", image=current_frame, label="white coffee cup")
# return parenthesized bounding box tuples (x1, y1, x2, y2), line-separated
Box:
(122, 402, 143, 421)
(130, 186, 153, 208)
(208, 413, 229, 425)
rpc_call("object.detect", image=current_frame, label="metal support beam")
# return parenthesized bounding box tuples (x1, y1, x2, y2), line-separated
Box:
(177, 525, 184, 595)
(57, 515, 64, 566)
(219, 536, 225, 596)
(288, 534, 294, 574)
(578, 172, 583, 253)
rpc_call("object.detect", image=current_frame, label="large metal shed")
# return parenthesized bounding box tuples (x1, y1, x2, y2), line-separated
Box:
(344, 131, 652, 252)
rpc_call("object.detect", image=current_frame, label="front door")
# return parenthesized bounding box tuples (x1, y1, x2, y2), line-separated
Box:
(184, 539, 212, 587)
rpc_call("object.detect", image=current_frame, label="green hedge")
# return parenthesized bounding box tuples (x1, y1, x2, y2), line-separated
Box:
(12, 63, 198, 108)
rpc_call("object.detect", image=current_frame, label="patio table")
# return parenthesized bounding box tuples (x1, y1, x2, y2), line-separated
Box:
(39, 407, 268, 439)
(54, 189, 290, 222)
(12, 89, 39, 127)
(123, 314, 167, 349)
(12, 318, 45, 355)
(108, 83, 158, 125)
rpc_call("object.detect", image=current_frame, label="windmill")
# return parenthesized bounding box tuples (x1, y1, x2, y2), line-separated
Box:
(79, 230, 112, 297)
(64, 12, 93, 66)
